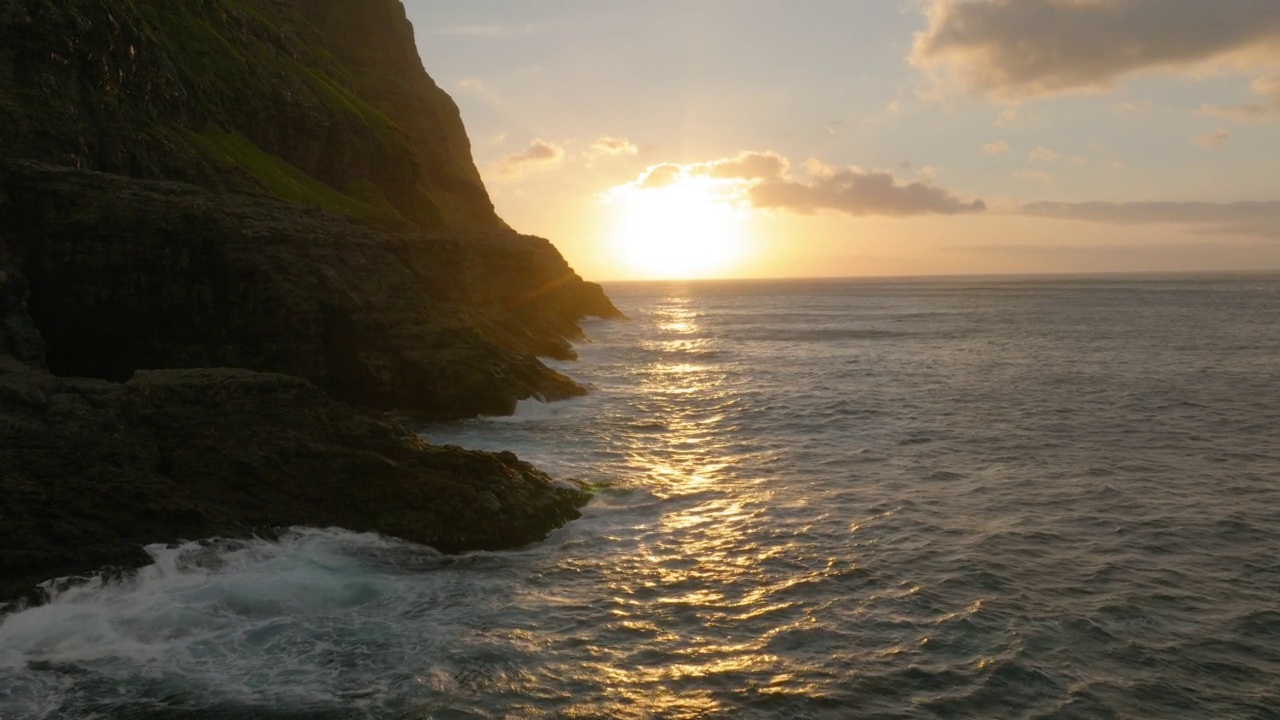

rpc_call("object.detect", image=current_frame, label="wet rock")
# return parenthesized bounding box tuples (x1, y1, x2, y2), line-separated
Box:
(0, 365, 590, 606)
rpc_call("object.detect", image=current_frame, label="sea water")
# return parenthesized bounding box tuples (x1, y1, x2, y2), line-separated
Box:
(2, 275, 1278, 719)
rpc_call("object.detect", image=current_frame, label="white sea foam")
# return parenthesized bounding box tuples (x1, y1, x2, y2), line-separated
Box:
(0, 528, 461, 717)
(498, 396, 579, 422)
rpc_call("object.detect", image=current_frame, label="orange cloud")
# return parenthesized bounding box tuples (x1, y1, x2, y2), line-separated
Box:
(587, 136, 639, 159)
(616, 152, 985, 218)
(493, 139, 565, 178)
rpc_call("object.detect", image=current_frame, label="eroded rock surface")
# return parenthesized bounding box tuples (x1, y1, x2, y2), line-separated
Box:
(0, 0, 619, 604)
(2, 161, 618, 420)
(0, 364, 589, 607)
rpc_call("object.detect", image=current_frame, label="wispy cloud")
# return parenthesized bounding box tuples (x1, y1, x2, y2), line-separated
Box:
(425, 24, 510, 38)
(1020, 200, 1280, 238)
(912, 0, 1280, 100)
(1194, 128, 1232, 148)
(455, 77, 500, 103)
(1014, 169, 1055, 186)
(586, 136, 639, 160)
(983, 140, 1010, 155)
(492, 139, 565, 178)
(1198, 74, 1280, 120)
(1114, 100, 1154, 115)
(950, 241, 1280, 273)
(1028, 147, 1059, 163)
(425, 21, 561, 38)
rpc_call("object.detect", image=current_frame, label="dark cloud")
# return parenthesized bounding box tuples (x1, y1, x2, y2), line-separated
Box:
(912, 0, 1280, 98)
(1021, 200, 1280, 238)
(752, 168, 986, 217)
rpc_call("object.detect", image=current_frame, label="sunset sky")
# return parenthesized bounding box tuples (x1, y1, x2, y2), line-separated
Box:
(404, 0, 1280, 280)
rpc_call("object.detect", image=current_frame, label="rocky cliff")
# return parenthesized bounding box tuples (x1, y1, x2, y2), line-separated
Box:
(0, 0, 620, 605)
(1, 0, 501, 229)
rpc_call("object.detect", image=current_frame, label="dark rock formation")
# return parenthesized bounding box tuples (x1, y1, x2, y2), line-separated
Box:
(1, 161, 617, 419)
(0, 0, 504, 230)
(0, 0, 622, 604)
(0, 364, 589, 608)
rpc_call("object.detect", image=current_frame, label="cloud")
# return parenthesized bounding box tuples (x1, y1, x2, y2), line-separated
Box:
(1199, 74, 1280, 119)
(983, 140, 1010, 155)
(493, 139, 565, 177)
(950, 241, 1280, 273)
(1028, 147, 1059, 163)
(1114, 100, 1154, 115)
(617, 152, 985, 218)
(638, 164, 684, 189)
(911, 0, 1280, 99)
(425, 24, 509, 38)
(425, 22, 557, 38)
(699, 151, 790, 181)
(1194, 128, 1231, 148)
(630, 152, 789, 188)
(995, 108, 1019, 126)
(751, 166, 986, 217)
(587, 136, 638, 159)
(1020, 200, 1280, 238)
(455, 77, 500, 103)
(1014, 169, 1055, 186)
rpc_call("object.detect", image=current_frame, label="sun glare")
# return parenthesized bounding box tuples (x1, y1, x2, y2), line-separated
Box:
(608, 176, 746, 279)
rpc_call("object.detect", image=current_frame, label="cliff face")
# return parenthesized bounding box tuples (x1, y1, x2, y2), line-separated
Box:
(0, 0, 620, 603)
(1, 162, 617, 418)
(0, 0, 501, 229)
(293, 0, 502, 230)
(0, 0, 620, 418)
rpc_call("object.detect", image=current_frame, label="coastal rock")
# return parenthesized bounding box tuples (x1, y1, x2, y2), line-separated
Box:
(0, 0, 619, 604)
(1, 160, 619, 419)
(0, 237, 44, 367)
(0, 364, 590, 607)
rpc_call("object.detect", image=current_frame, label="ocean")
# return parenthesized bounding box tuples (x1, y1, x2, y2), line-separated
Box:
(2, 274, 1279, 719)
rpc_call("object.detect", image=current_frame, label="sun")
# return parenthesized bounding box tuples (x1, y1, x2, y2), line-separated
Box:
(607, 175, 747, 279)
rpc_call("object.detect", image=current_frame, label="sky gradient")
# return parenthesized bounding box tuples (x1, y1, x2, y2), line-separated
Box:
(404, 0, 1280, 280)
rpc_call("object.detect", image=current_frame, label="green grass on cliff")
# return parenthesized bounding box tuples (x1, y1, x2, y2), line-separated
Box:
(129, 0, 412, 215)
(183, 126, 386, 218)
(130, 0, 402, 144)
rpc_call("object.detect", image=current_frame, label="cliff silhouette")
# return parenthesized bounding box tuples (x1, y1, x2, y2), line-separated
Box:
(0, 0, 620, 605)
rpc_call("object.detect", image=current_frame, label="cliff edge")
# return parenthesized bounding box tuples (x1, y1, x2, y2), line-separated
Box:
(0, 0, 620, 605)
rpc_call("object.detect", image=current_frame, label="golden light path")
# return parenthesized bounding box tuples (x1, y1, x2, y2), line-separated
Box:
(608, 176, 748, 279)
(575, 299, 819, 717)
